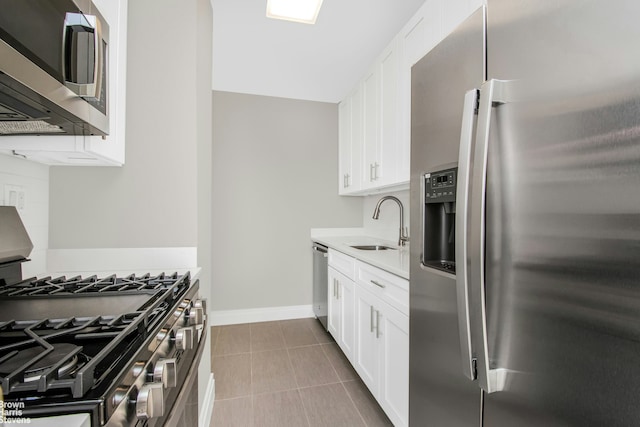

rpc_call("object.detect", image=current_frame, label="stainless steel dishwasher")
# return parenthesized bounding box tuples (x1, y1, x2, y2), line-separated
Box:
(312, 242, 328, 330)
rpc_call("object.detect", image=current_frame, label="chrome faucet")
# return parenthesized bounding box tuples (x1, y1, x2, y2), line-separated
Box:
(372, 196, 409, 247)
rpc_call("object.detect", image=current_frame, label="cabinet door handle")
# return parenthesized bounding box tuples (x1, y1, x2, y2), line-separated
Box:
(374, 162, 380, 180)
(370, 305, 374, 333)
(346, 173, 350, 187)
(371, 280, 386, 289)
(337, 281, 340, 299)
(370, 163, 375, 182)
(376, 310, 381, 339)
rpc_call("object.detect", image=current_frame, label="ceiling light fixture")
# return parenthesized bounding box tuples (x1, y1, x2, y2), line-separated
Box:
(266, 0, 324, 25)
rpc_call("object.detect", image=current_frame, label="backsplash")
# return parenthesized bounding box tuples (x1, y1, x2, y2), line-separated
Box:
(362, 190, 410, 243)
(0, 153, 49, 276)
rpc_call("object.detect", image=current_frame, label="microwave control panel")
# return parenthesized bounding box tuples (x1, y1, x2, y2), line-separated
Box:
(424, 168, 457, 203)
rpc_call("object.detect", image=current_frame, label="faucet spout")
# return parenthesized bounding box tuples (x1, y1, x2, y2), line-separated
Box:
(372, 196, 409, 247)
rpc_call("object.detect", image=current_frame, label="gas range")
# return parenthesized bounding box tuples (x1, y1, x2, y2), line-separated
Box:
(0, 270, 206, 426)
(0, 207, 206, 426)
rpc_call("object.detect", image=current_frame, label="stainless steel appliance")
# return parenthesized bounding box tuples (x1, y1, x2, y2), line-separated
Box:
(312, 242, 328, 330)
(0, 207, 206, 426)
(411, 1, 640, 426)
(0, 0, 109, 136)
(410, 7, 485, 426)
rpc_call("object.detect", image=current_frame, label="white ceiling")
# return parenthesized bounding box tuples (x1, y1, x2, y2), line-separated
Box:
(212, 0, 426, 103)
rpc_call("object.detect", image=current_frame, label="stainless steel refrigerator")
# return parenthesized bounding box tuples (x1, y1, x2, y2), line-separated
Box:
(410, 1, 640, 426)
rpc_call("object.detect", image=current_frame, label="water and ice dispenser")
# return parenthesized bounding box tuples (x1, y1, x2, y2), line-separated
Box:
(422, 167, 457, 273)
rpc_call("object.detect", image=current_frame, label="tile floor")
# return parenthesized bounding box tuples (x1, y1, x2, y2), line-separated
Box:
(209, 318, 393, 427)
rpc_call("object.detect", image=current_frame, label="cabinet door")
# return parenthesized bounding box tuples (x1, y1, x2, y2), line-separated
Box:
(379, 38, 402, 186)
(354, 285, 380, 394)
(378, 300, 410, 427)
(338, 86, 363, 195)
(361, 66, 379, 188)
(338, 98, 352, 194)
(327, 267, 341, 339)
(338, 277, 355, 362)
(350, 84, 363, 192)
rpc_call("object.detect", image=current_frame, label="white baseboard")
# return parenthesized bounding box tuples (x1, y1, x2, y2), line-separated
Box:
(199, 373, 215, 427)
(210, 304, 314, 326)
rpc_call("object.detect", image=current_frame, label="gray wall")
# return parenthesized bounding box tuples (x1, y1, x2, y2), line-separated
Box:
(49, 0, 201, 249)
(212, 91, 363, 311)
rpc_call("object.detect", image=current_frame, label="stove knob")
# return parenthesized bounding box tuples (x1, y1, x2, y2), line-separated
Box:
(194, 298, 207, 311)
(111, 386, 129, 407)
(175, 327, 194, 350)
(156, 327, 170, 343)
(136, 383, 164, 419)
(189, 307, 204, 326)
(154, 358, 177, 388)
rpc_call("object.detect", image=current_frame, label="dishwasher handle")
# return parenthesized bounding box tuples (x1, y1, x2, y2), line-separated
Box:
(312, 244, 328, 254)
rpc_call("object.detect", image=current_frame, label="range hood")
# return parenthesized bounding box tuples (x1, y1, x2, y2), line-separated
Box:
(0, 206, 33, 285)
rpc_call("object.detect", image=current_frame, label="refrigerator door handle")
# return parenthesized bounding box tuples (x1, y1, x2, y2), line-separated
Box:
(469, 79, 510, 394)
(455, 88, 479, 381)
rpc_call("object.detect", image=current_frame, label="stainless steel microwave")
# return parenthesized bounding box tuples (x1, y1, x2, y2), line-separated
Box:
(0, 0, 109, 136)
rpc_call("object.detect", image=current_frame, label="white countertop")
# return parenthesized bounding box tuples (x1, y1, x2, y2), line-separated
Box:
(311, 229, 409, 280)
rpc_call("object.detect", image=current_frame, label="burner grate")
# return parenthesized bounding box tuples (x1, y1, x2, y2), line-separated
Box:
(0, 313, 152, 398)
(0, 271, 185, 296)
(0, 271, 190, 399)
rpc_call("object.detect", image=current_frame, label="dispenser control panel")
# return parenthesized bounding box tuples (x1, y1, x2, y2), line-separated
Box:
(424, 168, 457, 203)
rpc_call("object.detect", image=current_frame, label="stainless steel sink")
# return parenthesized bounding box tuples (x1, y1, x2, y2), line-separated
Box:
(350, 245, 397, 251)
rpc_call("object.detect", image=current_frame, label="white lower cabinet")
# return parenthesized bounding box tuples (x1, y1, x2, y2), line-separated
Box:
(378, 295, 409, 427)
(354, 284, 409, 427)
(327, 266, 355, 361)
(326, 248, 409, 426)
(354, 284, 381, 391)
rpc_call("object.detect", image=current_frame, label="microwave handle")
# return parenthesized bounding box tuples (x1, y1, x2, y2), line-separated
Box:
(62, 12, 104, 100)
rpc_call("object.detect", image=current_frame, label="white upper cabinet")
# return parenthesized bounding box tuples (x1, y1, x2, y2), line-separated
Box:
(338, 0, 486, 196)
(347, 37, 408, 195)
(378, 38, 403, 186)
(361, 65, 379, 188)
(0, 0, 128, 166)
(338, 85, 363, 195)
(361, 38, 403, 191)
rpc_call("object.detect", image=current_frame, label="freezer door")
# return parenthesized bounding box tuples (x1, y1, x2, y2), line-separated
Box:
(409, 6, 485, 427)
(477, 0, 640, 425)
